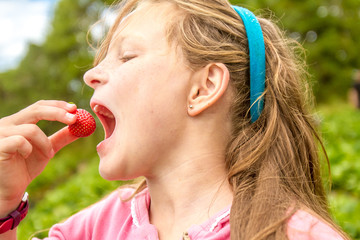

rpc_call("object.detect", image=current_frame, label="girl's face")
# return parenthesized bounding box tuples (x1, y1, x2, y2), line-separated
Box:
(84, 4, 193, 180)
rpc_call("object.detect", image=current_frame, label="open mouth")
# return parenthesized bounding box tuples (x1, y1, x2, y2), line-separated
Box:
(93, 104, 116, 139)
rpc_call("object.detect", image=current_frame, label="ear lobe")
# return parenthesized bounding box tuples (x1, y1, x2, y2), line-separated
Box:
(188, 63, 230, 117)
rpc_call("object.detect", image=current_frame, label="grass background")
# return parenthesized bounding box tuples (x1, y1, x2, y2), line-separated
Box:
(319, 101, 360, 238)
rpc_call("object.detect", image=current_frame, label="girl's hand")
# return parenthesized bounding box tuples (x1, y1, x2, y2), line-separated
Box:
(0, 100, 79, 215)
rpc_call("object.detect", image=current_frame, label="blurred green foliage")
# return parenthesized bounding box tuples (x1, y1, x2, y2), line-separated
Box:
(0, 0, 115, 120)
(319, 101, 360, 239)
(0, 0, 359, 239)
(234, 0, 360, 102)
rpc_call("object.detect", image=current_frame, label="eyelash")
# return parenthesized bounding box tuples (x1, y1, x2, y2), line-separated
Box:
(120, 54, 136, 63)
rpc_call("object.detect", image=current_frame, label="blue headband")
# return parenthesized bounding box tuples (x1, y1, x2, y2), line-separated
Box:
(232, 6, 266, 123)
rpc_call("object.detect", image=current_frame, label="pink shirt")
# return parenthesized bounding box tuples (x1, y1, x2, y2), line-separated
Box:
(33, 188, 343, 240)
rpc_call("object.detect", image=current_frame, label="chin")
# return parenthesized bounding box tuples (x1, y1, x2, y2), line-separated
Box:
(99, 165, 122, 181)
(98, 160, 140, 182)
(99, 169, 117, 181)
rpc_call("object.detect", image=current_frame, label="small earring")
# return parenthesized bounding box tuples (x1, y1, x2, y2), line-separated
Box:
(189, 104, 193, 109)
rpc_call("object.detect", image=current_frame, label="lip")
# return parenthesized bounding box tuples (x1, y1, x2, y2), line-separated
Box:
(90, 98, 116, 140)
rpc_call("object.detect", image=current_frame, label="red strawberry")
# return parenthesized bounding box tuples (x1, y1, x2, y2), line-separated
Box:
(68, 109, 96, 137)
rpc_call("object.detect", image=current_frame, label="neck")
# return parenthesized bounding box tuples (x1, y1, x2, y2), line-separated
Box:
(146, 148, 233, 239)
(145, 108, 234, 239)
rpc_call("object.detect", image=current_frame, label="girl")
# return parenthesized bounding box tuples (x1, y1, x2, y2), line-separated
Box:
(0, 0, 350, 239)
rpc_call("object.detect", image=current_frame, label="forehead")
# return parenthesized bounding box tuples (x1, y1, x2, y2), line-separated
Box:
(111, 2, 176, 46)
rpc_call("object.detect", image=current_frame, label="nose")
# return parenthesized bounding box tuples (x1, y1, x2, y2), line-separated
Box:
(83, 64, 108, 89)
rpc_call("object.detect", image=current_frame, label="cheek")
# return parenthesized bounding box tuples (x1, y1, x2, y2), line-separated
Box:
(133, 94, 185, 151)
(113, 56, 188, 132)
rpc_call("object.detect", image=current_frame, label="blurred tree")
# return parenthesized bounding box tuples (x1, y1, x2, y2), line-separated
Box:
(0, 0, 114, 133)
(0, 0, 110, 109)
(232, 0, 360, 102)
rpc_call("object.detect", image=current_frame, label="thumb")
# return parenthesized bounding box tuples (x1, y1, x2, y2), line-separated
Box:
(49, 127, 79, 154)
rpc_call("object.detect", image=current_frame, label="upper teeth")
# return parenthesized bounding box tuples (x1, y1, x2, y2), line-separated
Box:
(94, 105, 115, 119)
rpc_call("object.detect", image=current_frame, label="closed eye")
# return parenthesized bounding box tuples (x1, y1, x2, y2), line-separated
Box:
(120, 56, 133, 62)
(120, 53, 136, 63)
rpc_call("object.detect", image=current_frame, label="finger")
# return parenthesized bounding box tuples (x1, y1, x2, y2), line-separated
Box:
(0, 136, 33, 160)
(34, 100, 76, 109)
(49, 127, 79, 154)
(34, 100, 77, 113)
(8, 103, 77, 126)
(0, 124, 54, 159)
(1, 100, 76, 122)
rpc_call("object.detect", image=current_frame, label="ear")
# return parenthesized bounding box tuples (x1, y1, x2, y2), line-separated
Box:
(188, 63, 230, 117)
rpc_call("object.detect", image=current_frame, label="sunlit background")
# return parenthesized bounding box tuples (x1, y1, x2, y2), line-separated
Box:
(0, 0, 58, 71)
(0, 0, 359, 239)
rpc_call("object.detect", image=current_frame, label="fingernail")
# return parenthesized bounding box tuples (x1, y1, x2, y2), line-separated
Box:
(67, 102, 76, 108)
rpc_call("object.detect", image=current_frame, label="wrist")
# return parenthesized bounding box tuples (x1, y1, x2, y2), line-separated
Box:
(0, 197, 24, 218)
(0, 193, 29, 234)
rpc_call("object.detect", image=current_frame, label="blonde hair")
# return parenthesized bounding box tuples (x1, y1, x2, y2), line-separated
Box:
(93, 0, 349, 239)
